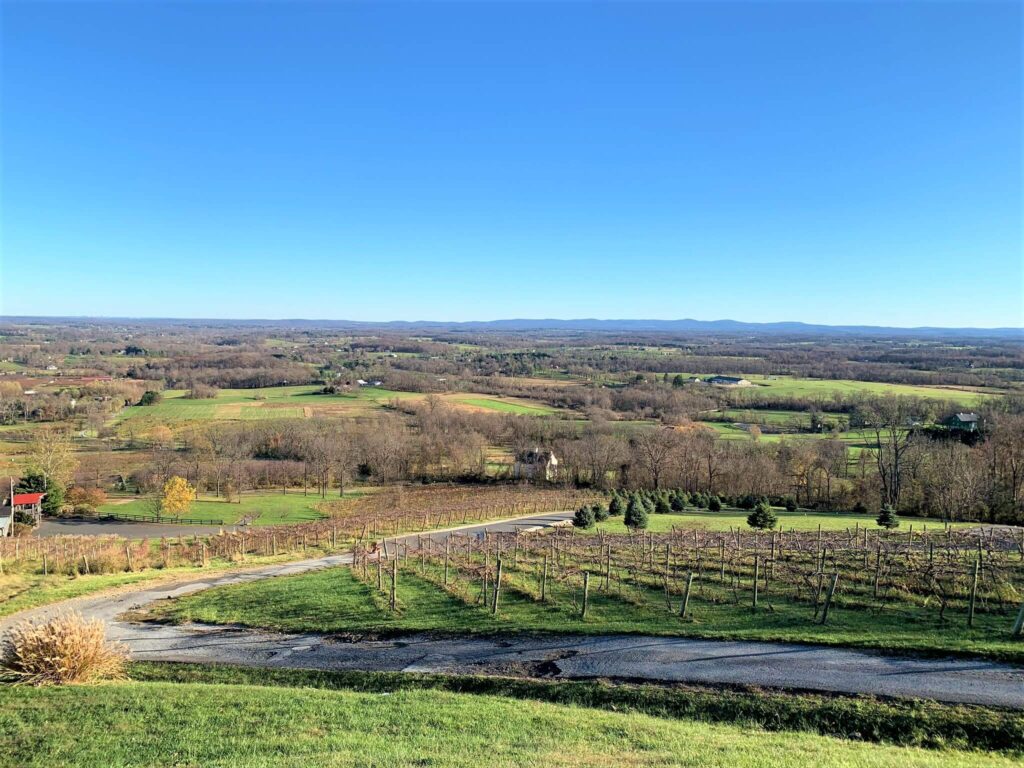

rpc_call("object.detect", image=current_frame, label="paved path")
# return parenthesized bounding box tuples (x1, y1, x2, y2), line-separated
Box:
(5, 511, 1024, 709)
(37, 518, 240, 538)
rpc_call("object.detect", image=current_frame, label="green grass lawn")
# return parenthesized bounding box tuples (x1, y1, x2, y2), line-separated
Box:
(1, 680, 1015, 768)
(589, 507, 970, 534)
(98, 492, 328, 526)
(150, 562, 1024, 661)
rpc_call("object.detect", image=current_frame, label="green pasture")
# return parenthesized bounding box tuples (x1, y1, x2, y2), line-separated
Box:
(98, 492, 328, 526)
(730, 375, 996, 404)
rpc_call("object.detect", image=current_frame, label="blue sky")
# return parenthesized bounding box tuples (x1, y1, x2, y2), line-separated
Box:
(2, 1, 1021, 327)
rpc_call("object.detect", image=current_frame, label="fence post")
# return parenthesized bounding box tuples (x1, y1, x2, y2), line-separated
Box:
(1012, 601, 1024, 637)
(968, 558, 980, 628)
(820, 573, 840, 625)
(581, 571, 590, 619)
(444, 537, 450, 585)
(390, 557, 398, 612)
(752, 555, 759, 612)
(541, 554, 548, 602)
(492, 557, 503, 615)
(680, 571, 694, 618)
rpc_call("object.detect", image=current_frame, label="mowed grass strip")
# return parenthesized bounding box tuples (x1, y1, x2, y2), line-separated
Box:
(98, 492, 327, 526)
(1, 681, 1017, 768)
(131, 662, 1024, 753)
(150, 564, 1024, 660)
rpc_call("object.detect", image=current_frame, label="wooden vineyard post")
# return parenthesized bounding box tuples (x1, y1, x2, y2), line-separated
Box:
(581, 571, 590, 619)
(872, 543, 882, 599)
(202, 543, 208, 568)
(752, 556, 760, 612)
(390, 557, 398, 612)
(125, 544, 133, 573)
(720, 539, 726, 582)
(605, 546, 611, 591)
(492, 557, 503, 615)
(444, 537, 450, 585)
(1012, 601, 1024, 638)
(540, 554, 548, 602)
(377, 560, 383, 592)
(968, 558, 980, 628)
(819, 573, 840, 625)
(680, 572, 694, 619)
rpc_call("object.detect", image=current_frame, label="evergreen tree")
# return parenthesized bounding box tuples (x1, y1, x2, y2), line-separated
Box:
(573, 505, 596, 529)
(41, 483, 65, 517)
(655, 494, 672, 514)
(876, 504, 900, 529)
(784, 497, 798, 512)
(747, 500, 778, 530)
(624, 495, 649, 531)
(593, 503, 609, 523)
(708, 495, 722, 512)
(670, 490, 687, 512)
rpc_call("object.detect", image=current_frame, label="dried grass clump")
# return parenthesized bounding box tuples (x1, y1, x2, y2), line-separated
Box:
(1, 612, 127, 685)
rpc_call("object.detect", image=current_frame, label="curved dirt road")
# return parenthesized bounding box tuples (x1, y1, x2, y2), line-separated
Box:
(4, 511, 1024, 709)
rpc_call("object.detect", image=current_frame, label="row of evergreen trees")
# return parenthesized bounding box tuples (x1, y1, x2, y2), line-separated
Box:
(573, 489, 901, 532)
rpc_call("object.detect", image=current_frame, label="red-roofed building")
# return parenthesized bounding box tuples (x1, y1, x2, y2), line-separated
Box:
(2, 489, 46, 536)
(12, 492, 45, 507)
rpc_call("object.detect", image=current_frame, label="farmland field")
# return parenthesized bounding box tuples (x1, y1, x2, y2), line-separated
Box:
(150, 534, 1024, 661)
(716, 375, 1000, 404)
(114, 386, 564, 432)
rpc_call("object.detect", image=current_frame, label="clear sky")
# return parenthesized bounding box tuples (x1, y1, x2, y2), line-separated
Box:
(1, 1, 1021, 327)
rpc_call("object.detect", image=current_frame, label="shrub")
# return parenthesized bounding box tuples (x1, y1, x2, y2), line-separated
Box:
(592, 503, 609, 523)
(185, 383, 219, 400)
(784, 497, 798, 512)
(72, 505, 100, 518)
(1, 613, 127, 685)
(708, 495, 722, 512)
(877, 505, 900, 529)
(692, 493, 707, 509)
(747, 501, 778, 530)
(624, 496, 649, 531)
(138, 390, 162, 406)
(67, 486, 108, 510)
(853, 501, 868, 514)
(573, 505, 596, 529)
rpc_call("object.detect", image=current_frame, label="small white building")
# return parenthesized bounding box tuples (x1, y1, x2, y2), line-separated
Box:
(513, 449, 559, 482)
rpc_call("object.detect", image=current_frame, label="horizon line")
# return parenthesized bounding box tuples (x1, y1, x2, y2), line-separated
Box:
(1, 315, 1021, 334)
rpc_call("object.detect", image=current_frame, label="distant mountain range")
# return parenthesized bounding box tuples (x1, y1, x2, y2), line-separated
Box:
(2, 316, 1022, 338)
